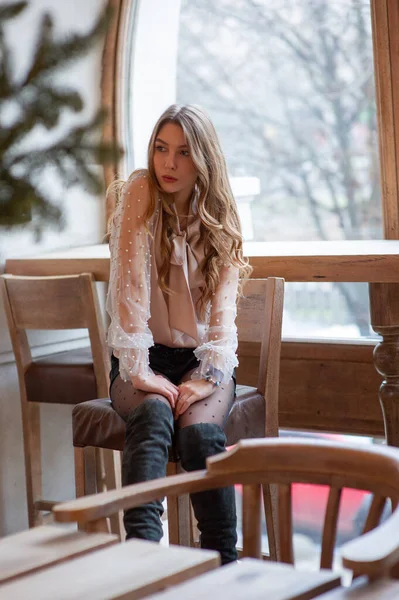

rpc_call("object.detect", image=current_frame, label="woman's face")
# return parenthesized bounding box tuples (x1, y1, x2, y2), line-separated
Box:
(153, 122, 198, 202)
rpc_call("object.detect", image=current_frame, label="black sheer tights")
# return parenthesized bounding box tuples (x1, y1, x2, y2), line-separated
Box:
(110, 368, 235, 429)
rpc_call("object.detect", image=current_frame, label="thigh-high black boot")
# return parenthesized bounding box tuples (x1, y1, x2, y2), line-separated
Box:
(122, 398, 174, 541)
(177, 423, 238, 565)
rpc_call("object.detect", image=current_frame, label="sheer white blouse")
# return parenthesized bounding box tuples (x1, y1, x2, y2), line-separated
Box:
(106, 170, 239, 384)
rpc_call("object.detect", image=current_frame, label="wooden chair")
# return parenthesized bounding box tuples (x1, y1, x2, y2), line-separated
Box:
(144, 558, 342, 600)
(0, 536, 219, 600)
(53, 437, 399, 588)
(0, 524, 117, 585)
(70, 277, 285, 554)
(0, 273, 122, 536)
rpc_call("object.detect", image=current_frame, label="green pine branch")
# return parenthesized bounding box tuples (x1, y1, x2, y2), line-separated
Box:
(0, 1, 122, 235)
(0, 2, 27, 22)
(23, 7, 110, 85)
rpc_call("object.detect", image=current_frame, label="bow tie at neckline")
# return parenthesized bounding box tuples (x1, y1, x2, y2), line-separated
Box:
(170, 231, 188, 266)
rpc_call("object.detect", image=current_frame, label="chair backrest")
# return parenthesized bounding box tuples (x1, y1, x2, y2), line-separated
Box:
(0, 273, 110, 397)
(236, 277, 284, 437)
(236, 277, 284, 384)
(53, 438, 399, 579)
(208, 438, 399, 575)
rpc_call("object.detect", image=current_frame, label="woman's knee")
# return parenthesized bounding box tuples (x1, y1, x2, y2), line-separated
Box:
(126, 397, 173, 429)
(177, 422, 226, 472)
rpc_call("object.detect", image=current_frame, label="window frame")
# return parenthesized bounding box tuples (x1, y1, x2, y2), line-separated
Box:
(103, 0, 399, 238)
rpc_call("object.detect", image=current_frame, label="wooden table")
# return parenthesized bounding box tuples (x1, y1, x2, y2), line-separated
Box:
(317, 575, 399, 599)
(0, 524, 117, 585)
(0, 538, 219, 599)
(146, 558, 341, 600)
(5, 240, 399, 446)
(146, 561, 399, 600)
(5, 240, 399, 282)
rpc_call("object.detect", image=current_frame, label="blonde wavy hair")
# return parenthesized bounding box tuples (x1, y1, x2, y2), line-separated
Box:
(108, 104, 252, 318)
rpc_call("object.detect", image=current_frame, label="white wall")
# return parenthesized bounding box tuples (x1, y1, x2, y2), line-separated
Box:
(0, 0, 107, 536)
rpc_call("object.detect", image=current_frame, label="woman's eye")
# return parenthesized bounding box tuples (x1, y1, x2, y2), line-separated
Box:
(155, 145, 166, 152)
(181, 150, 190, 156)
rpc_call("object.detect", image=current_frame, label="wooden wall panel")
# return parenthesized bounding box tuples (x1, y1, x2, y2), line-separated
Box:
(237, 341, 384, 437)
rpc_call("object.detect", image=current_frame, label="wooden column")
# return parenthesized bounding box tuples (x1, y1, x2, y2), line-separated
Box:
(369, 283, 399, 446)
(370, 0, 399, 447)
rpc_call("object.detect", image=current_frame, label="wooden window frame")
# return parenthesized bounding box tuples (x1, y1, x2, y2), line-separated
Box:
(102, 0, 133, 220)
(371, 0, 399, 237)
(103, 0, 399, 239)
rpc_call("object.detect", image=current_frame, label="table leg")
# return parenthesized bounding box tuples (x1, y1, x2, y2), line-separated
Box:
(369, 283, 399, 447)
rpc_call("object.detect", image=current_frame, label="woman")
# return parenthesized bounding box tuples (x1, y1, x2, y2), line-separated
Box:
(106, 104, 251, 565)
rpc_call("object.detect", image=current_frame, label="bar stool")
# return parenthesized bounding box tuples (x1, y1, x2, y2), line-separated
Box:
(0, 273, 122, 537)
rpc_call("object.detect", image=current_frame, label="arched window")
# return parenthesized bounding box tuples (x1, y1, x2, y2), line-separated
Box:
(111, 0, 388, 339)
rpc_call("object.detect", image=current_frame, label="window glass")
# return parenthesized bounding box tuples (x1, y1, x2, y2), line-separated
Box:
(177, 0, 382, 244)
(126, 0, 381, 339)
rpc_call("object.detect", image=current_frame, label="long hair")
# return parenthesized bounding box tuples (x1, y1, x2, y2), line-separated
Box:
(108, 104, 252, 317)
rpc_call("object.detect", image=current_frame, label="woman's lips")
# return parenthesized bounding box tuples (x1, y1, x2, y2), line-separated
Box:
(162, 175, 178, 183)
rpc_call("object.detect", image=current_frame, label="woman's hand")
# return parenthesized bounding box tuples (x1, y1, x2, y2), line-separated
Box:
(174, 379, 215, 419)
(131, 374, 179, 409)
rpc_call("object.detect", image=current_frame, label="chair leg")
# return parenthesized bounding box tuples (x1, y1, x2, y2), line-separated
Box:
(176, 461, 195, 547)
(166, 461, 180, 545)
(95, 448, 106, 493)
(166, 461, 193, 547)
(264, 400, 280, 561)
(22, 402, 42, 527)
(190, 503, 200, 548)
(177, 493, 192, 547)
(102, 448, 124, 540)
(74, 446, 98, 532)
(74, 447, 86, 498)
(74, 447, 97, 497)
(263, 483, 280, 561)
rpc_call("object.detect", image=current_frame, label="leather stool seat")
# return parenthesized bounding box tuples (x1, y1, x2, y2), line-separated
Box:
(73, 397, 125, 451)
(72, 385, 266, 452)
(25, 346, 96, 405)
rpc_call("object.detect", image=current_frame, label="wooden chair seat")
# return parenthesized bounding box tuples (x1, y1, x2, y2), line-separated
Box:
(316, 576, 399, 599)
(73, 398, 125, 451)
(72, 385, 265, 452)
(25, 346, 96, 405)
(0, 524, 117, 585)
(145, 558, 341, 600)
(0, 539, 219, 600)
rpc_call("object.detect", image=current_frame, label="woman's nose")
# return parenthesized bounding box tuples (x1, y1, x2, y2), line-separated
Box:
(165, 153, 177, 170)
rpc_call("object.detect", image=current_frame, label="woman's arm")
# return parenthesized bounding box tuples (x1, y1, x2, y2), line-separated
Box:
(193, 264, 239, 384)
(106, 172, 154, 382)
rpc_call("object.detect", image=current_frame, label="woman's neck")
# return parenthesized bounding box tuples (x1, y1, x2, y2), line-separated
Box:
(173, 186, 195, 215)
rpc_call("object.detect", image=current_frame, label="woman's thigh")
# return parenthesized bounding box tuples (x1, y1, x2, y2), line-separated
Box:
(177, 369, 236, 430)
(110, 374, 171, 421)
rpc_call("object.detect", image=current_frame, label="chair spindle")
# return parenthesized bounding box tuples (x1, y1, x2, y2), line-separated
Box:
(278, 483, 294, 564)
(320, 487, 342, 569)
(242, 483, 262, 559)
(362, 495, 387, 534)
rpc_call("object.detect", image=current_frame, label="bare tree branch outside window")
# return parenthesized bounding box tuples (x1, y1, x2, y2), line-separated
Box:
(176, 0, 381, 335)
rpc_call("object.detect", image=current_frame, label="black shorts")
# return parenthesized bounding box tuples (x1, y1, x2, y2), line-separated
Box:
(110, 343, 236, 393)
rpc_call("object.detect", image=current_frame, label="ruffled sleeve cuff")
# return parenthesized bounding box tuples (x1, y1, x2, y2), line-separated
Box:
(107, 326, 154, 382)
(193, 328, 238, 384)
(117, 348, 154, 382)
